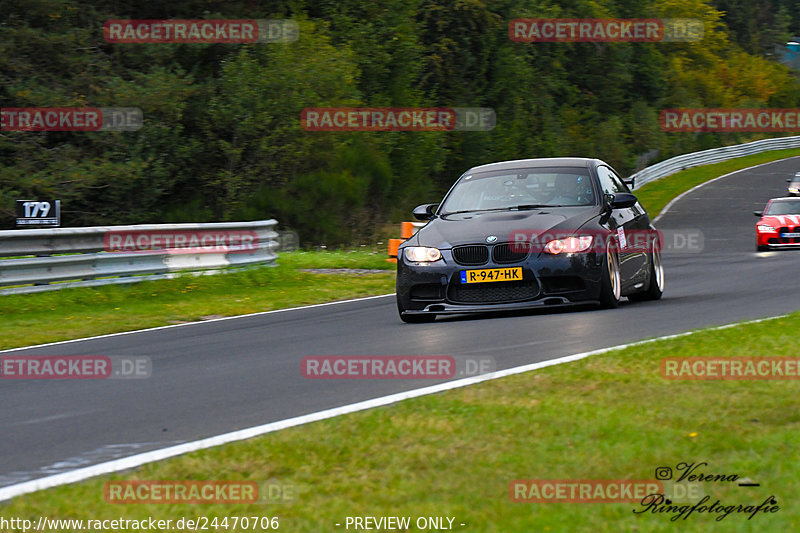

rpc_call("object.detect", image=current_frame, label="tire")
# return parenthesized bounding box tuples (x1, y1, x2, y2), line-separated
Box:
(598, 244, 621, 309)
(629, 235, 664, 301)
(757, 244, 769, 251)
(397, 299, 436, 323)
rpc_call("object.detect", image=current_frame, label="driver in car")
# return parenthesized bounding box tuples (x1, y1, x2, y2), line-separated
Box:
(548, 174, 591, 206)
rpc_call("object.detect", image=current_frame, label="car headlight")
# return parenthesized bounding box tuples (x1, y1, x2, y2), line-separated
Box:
(404, 246, 442, 262)
(789, 188, 799, 193)
(757, 224, 776, 232)
(544, 235, 594, 254)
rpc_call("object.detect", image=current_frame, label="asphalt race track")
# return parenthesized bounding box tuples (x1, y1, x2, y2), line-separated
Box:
(3, 156, 800, 489)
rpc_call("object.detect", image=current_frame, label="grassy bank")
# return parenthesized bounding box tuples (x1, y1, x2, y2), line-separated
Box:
(3, 313, 797, 532)
(0, 250, 393, 350)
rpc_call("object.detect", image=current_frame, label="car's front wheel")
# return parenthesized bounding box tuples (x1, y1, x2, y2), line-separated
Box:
(598, 243, 621, 309)
(397, 299, 436, 323)
(629, 235, 664, 301)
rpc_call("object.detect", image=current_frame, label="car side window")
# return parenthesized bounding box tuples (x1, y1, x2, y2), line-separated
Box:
(607, 168, 631, 193)
(596, 166, 625, 197)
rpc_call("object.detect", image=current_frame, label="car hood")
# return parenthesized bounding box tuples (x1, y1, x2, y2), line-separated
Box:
(760, 214, 800, 226)
(412, 207, 601, 248)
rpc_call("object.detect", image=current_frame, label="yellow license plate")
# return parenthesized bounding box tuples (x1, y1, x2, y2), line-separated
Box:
(460, 267, 522, 284)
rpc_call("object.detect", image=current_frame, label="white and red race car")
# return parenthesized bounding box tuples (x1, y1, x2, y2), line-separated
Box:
(755, 197, 800, 251)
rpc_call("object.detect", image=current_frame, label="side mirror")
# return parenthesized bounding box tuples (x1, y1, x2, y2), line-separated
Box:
(623, 177, 635, 189)
(754, 211, 763, 217)
(412, 203, 438, 221)
(610, 193, 638, 209)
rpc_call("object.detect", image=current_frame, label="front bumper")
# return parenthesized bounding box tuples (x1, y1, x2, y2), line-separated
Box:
(757, 230, 800, 248)
(396, 247, 605, 315)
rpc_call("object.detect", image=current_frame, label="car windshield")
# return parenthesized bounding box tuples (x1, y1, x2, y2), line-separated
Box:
(765, 200, 800, 215)
(440, 167, 595, 214)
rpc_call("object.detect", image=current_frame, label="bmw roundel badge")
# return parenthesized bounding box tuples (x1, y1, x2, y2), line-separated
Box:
(486, 235, 498, 243)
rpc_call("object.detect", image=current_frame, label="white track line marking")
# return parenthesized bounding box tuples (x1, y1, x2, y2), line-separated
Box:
(653, 155, 800, 223)
(0, 293, 395, 354)
(0, 314, 787, 503)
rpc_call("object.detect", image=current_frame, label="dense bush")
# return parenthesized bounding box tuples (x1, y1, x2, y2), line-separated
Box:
(2, 0, 798, 243)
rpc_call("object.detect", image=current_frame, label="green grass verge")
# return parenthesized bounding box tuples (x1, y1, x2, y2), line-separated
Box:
(0, 250, 394, 350)
(634, 147, 800, 217)
(3, 313, 798, 532)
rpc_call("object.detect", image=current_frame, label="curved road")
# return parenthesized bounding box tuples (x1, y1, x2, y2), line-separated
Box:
(2, 156, 800, 489)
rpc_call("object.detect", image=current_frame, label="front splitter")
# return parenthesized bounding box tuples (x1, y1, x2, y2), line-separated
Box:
(402, 296, 599, 315)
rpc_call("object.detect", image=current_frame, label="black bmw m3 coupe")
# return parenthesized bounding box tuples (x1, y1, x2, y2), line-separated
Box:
(396, 158, 664, 322)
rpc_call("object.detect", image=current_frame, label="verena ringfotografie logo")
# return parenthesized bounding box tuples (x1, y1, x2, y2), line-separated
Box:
(1, 108, 143, 132)
(508, 228, 703, 254)
(661, 357, 800, 380)
(510, 18, 703, 42)
(301, 356, 495, 379)
(1, 356, 151, 379)
(104, 230, 259, 253)
(301, 108, 495, 132)
(104, 20, 298, 43)
(661, 109, 800, 132)
(635, 462, 779, 522)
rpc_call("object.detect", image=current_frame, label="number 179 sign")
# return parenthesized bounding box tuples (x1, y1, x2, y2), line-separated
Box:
(16, 200, 61, 227)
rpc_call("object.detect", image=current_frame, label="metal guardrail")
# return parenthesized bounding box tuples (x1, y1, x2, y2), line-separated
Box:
(630, 136, 800, 189)
(0, 220, 279, 295)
